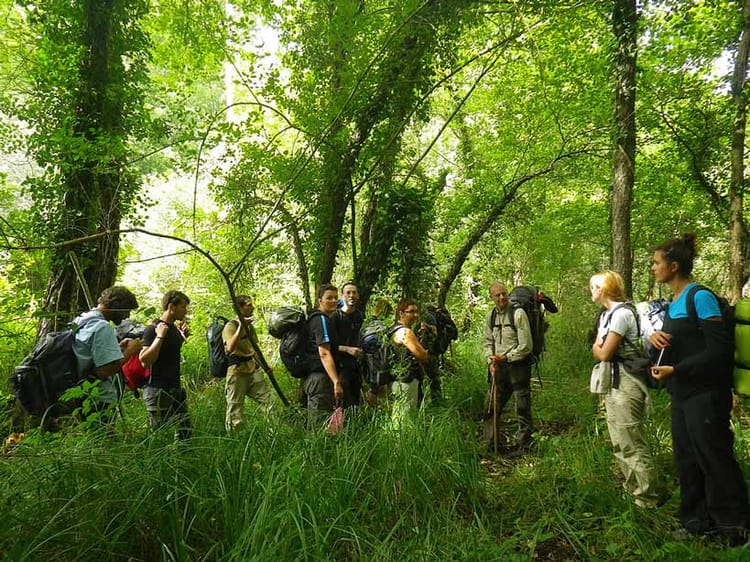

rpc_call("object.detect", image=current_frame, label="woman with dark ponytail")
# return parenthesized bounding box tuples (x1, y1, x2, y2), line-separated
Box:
(650, 233, 750, 544)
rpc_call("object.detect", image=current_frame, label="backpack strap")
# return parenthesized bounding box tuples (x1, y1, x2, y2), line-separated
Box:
(608, 302, 646, 357)
(490, 306, 519, 332)
(508, 304, 518, 332)
(684, 284, 709, 325)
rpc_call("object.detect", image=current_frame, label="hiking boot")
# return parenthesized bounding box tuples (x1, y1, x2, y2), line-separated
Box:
(672, 526, 718, 542)
(719, 527, 750, 547)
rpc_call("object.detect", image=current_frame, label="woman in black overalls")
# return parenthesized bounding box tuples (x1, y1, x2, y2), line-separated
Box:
(650, 233, 749, 544)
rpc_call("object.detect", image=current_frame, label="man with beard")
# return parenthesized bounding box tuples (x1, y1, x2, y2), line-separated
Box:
(330, 281, 364, 408)
(72, 286, 143, 426)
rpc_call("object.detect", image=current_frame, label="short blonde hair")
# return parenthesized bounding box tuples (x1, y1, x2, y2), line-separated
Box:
(590, 270, 626, 301)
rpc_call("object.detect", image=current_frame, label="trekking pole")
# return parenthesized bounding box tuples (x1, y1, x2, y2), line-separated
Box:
(490, 372, 498, 454)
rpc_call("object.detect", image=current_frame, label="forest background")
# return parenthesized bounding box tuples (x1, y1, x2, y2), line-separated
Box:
(1, 0, 750, 560)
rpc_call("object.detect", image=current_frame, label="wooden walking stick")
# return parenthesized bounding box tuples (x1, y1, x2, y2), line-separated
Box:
(490, 371, 498, 454)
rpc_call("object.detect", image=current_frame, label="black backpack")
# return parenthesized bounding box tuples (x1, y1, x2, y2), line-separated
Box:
(491, 286, 556, 364)
(425, 305, 458, 355)
(8, 316, 98, 417)
(206, 316, 233, 378)
(268, 306, 318, 378)
(360, 319, 399, 386)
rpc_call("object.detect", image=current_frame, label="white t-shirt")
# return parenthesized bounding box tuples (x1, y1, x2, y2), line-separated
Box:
(597, 304, 639, 360)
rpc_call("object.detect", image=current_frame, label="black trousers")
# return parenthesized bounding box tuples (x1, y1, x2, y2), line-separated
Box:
(484, 360, 533, 447)
(339, 364, 362, 409)
(672, 387, 750, 533)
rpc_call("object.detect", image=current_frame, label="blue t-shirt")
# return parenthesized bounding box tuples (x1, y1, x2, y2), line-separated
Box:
(73, 310, 123, 403)
(668, 282, 721, 320)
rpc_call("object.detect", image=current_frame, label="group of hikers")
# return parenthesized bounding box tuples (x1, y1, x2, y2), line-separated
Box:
(590, 233, 750, 546)
(9, 231, 750, 547)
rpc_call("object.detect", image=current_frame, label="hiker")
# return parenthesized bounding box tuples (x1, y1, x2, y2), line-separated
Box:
(390, 298, 429, 424)
(303, 283, 344, 428)
(483, 282, 533, 452)
(417, 305, 443, 406)
(330, 281, 364, 408)
(72, 286, 143, 426)
(139, 290, 192, 441)
(362, 297, 395, 406)
(589, 270, 661, 508)
(649, 233, 750, 544)
(222, 295, 273, 432)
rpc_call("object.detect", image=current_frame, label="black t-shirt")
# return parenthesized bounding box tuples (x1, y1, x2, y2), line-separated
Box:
(143, 322, 184, 389)
(330, 308, 364, 372)
(306, 312, 335, 374)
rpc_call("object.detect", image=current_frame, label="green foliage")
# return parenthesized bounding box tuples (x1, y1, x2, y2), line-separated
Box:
(1, 323, 746, 559)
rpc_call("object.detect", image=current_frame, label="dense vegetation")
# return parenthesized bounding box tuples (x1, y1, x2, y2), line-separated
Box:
(2, 0, 750, 559)
(3, 318, 750, 561)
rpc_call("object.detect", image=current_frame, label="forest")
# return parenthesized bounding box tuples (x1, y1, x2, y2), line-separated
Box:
(1, 0, 750, 560)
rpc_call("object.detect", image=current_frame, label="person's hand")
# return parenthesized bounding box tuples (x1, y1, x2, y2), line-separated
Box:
(648, 330, 672, 350)
(347, 346, 362, 358)
(155, 321, 169, 338)
(651, 365, 675, 381)
(176, 321, 190, 339)
(121, 338, 143, 358)
(333, 380, 344, 400)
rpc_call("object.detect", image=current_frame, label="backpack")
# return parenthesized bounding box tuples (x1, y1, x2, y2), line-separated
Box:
(206, 316, 233, 378)
(8, 316, 98, 417)
(492, 285, 556, 364)
(121, 355, 150, 391)
(359, 319, 399, 386)
(426, 306, 458, 355)
(599, 302, 660, 389)
(268, 306, 319, 378)
(684, 285, 734, 345)
(116, 319, 150, 390)
(684, 285, 736, 387)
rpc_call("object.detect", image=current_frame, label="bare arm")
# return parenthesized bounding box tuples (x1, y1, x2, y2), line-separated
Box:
(318, 343, 343, 400)
(94, 338, 143, 379)
(592, 331, 623, 362)
(401, 328, 428, 363)
(224, 320, 243, 354)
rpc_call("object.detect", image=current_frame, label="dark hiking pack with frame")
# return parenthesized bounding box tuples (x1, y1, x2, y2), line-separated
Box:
(8, 315, 100, 418)
(268, 306, 323, 378)
(424, 305, 458, 356)
(359, 319, 400, 386)
(491, 285, 557, 368)
(206, 316, 233, 378)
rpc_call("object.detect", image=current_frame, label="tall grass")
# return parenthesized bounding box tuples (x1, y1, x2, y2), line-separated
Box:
(2, 316, 749, 560)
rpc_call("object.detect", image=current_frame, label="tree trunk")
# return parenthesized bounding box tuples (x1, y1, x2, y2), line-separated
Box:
(730, 0, 750, 302)
(39, 0, 141, 333)
(611, 0, 637, 298)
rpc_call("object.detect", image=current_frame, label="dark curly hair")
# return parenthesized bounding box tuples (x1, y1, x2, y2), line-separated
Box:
(655, 233, 698, 277)
(98, 286, 138, 310)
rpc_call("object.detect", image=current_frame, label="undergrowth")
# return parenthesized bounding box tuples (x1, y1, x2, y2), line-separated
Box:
(2, 313, 749, 561)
